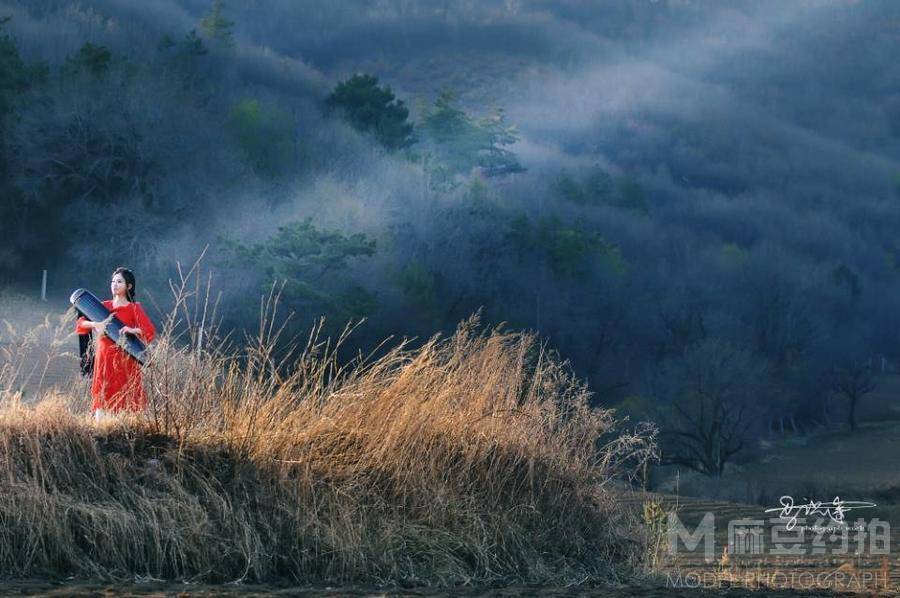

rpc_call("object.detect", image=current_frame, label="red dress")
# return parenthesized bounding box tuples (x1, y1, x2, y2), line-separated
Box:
(76, 301, 156, 412)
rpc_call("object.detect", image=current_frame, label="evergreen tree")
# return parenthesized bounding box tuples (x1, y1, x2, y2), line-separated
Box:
(223, 219, 377, 322)
(477, 106, 524, 177)
(64, 43, 112, 77)
(421, 90, 484, 174)
(229, 99, 294, 177)
(326, 74, 414, 151)
(200, 0, 235, 46)
(0, 17, 27, 122)
(181, 30, 209, 57)
(422, 92, 524, 177)
(0, 17, 28, 277)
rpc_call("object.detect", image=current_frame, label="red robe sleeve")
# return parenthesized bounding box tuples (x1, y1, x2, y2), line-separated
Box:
(76, 315, 91, 335)
(76, 299, 112, 335)
(133, 303, 156, 343)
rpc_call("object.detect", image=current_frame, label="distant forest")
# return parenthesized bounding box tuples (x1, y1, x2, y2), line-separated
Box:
(2, 0, 900, 474)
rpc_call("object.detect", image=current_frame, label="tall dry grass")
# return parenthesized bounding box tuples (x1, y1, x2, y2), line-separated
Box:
(0, 266, 656, 586)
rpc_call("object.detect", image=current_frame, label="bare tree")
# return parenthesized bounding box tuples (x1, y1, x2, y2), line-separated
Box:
(831, 360, 876, 432)
(666, 391, 746, 477)
(658, 339, 767, 477)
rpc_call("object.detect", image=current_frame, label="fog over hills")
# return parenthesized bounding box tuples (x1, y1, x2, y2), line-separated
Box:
(2, 0, 899, 465)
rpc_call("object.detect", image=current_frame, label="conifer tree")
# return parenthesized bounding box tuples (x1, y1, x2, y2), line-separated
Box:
(200, 0, 235, 46)
(326, 74, 414, 151)
(477, 106, 524, 177)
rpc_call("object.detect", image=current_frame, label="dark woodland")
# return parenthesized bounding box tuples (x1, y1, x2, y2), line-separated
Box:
(3, 0, 900, 475)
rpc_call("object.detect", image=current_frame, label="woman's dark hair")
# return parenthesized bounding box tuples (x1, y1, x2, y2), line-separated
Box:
(113, 267, 136, 302)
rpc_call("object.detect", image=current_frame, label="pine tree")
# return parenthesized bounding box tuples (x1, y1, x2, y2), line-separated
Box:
(200, 0, 235, 46)
(0, 17, 27, 120)
(422, 93, 524, 177)
(0, 16, 27, 277)
(422, 91, 483, 174)
(326, 74, 414, 151)
(477, 107, 524, 177)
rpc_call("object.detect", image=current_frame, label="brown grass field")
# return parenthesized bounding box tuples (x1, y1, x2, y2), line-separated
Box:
(0, 279, 661, 592)
(1, 279, 898, 596)
(0, 578, 877, 596)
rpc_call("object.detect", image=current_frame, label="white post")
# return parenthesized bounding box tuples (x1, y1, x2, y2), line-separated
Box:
(41, 270, 47, 301)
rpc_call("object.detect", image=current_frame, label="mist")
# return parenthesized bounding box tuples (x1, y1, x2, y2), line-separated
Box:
(2, 0, 899, 463)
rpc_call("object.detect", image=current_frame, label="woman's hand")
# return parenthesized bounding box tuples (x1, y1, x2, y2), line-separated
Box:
(93, 315, 114, 336)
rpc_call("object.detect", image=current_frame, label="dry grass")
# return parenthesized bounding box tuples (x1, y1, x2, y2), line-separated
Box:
(0, 268, 656, 586)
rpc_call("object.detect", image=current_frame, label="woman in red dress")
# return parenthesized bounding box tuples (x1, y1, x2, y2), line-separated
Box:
(76, 267, 156, 419)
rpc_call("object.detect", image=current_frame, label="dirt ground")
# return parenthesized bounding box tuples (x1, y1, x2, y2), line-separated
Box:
(0, 579, 875, 597)
(741, 420, 900, 498)
(643, 380, 900, 596)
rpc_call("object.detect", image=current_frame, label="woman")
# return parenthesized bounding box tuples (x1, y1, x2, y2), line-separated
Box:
(76, 267, 156, 418)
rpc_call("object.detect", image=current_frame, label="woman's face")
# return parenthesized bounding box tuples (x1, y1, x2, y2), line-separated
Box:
(111, 273, 130, 298)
